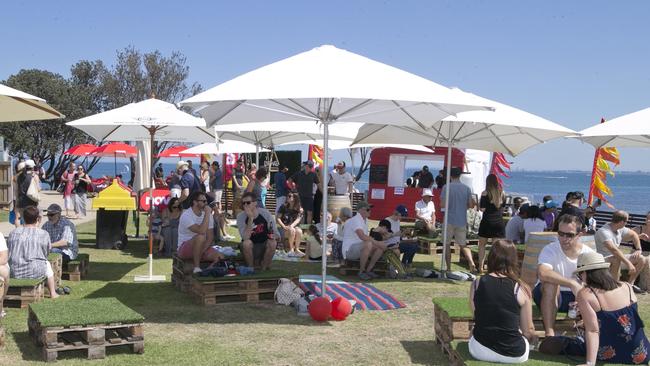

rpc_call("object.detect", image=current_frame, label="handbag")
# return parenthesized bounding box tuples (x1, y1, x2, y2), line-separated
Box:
(56, 182, 65, 193)
(274, 278, 304, 306)
(27, 176, 40, 202)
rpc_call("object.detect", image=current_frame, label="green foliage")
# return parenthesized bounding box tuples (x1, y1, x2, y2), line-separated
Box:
(30, 298, 144, 327)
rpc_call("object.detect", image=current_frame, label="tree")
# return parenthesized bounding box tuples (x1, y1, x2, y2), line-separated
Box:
(349, 147, 372, 182)
(0, 69, 100, 188)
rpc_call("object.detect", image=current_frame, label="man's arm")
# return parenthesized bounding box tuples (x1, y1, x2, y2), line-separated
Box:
(622, 230, 643, 259)
(188, 208, 212, 235)
(50, 226, 74, 249)
(603, 239, 635, 269)
(538, 264, 582, 294)
(0, 250, 7, 266)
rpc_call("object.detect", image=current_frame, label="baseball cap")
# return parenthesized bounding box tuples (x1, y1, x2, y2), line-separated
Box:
(25, 159, 36, 168)
(176, 160, 189, 169)
(378, 219, 393, 233)
(356, 201, 373, 211)
(395, 205, 408, 217)
(336, 161, 345, 168)
(45, 204, 62, 214)
(422, 188, 433, 197)
(544, 200, 558, 209)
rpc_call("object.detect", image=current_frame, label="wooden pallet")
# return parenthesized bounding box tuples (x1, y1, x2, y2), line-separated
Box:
(62, 253, 90, 282)
(417, 239, 460, 255)
(190, 276, 294, 306)
(338, 259, 388, 276)
(28, 307, 144, 362)
(171, 253, 227, 293)
(48, 253, 63, 287)
(3, 278, 45, 308)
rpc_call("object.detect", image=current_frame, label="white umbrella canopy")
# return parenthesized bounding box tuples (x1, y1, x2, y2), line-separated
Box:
(578, 107, 650, 148)
(66, 98, 214, 143)
(180, 45, 493, 290)
(279, 139, 435, 153)
(0, 84, 64, 122)
(181, 140, 269, 155)
(213, 121, 360, 147)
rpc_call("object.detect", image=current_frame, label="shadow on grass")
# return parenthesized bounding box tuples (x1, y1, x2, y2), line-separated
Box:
(12, 331, 41, 361)
(86, 281, 324, 327)
(85, 262, 143, 282)
(400, 340, 437, 365)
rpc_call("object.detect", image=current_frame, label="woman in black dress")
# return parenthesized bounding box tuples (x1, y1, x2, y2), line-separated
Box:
(478, 174, 506, 272)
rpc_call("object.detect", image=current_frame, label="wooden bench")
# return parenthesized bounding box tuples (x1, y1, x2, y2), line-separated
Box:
(190, 270, 297, 305)
(171, 253, 222, 293)
(3, 277, 45, 308)
(28, 298, 145, 362)
(62, 253, 90, 282)
(48, 253, 62, 287)
(339, 258, 388, 276)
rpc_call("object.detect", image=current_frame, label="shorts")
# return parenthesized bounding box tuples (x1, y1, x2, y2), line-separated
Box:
(64, 195, 75, 210)
(532, 282, 575, 312)
(178, 238, 219, 261)
(45, 261, 54, 278)
(345, 242, 364, 260)
(444, 224, 467, 247)
(299, 195, 314, 211)
(214, 189, 223, 205)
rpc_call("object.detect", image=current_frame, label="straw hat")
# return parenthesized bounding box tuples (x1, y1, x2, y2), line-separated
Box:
(573, 251, 610, 275)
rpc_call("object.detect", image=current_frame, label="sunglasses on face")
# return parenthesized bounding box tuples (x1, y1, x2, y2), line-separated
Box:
(171, 205, 180, 209)
(557, 230, 578, 239)
(47, 213, 58, 217)
(242, 201, 254, 206)
(195, 199, 207, 203)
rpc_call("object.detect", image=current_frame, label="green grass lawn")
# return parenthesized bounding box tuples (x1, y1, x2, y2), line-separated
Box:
(1, 214, 649, 365)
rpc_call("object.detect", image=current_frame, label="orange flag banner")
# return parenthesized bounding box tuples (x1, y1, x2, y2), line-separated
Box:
(588, 118, 620, 207)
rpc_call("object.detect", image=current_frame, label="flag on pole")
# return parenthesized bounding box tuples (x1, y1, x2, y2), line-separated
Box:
(588, 118, 620, 208)
(489, 152, 511, 186)
(309, 144, 324, 168)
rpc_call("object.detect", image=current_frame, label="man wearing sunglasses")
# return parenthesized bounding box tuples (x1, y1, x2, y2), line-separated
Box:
(177, 191, 222, 274)
(341, 202, 387, 280)
(42, 204, 78, 264)
(236, 192, 279, 270)
(534, 214, 594, 337)
(595, 210, 648, 290)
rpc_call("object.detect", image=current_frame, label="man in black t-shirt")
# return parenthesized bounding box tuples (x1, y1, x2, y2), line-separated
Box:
(553, 191, 586, 231)
(418, 165, 434, 188)
(289, 161, 321, 224)
(236, 192, 280, 270)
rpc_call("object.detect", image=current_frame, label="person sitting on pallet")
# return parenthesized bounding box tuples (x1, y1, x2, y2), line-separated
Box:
(0, 233, 9, 318)
(7, 206, 59, 299)
(534, 214, 592, 337)
(177, 191, 223, 274)
(383, 205, 419, 269)
(414, 188, 436, 235)
(41, 204, 78, 265)
(370, 219, 408, 279)
(237, 191, 279, 271)
(341, 201, 387, 280)
(594, 210, 648, 293)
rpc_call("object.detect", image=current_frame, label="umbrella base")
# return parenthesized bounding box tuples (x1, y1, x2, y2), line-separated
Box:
(133, 275, 166, 282)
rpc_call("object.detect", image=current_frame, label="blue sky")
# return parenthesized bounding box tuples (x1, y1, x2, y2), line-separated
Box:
(2, 1, 650, 171)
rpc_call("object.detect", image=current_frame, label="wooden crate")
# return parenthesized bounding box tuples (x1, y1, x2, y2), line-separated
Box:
(171, 253, 223, 293)
(28, 303, 144, 362)
(62, 253, 90, 282)
(338, 259, 388, 276)
(190, 276, 294, 306)
(417, 239, 459, 255)
(3, 278, 45, 308)
(48, 253, 63, 287)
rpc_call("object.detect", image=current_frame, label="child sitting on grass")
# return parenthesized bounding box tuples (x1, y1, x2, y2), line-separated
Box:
(305, 225, 327, 261)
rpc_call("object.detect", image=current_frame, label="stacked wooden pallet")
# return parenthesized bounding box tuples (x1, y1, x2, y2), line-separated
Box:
(47, 253, 62, 287)
(338, 258, 388, 276)
(417, 238, 460, 255)
(3, 277, 45, 308)
(62, 253, 90, 282)
(190, 274, 296, 305)
(171, 253, 217, 293)
(28, 298, 145, 362)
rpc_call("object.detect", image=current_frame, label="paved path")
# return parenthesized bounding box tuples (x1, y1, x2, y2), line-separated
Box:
(0, 191, 97, 236)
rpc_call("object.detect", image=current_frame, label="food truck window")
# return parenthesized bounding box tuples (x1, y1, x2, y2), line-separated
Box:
(387, 154, 444, 187)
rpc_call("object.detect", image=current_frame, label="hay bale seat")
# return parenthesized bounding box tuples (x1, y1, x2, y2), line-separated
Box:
(28, 298, 145, 362)
(62, 253, 90, 282)
(190, 270, 297, 306)
(171, 251, 245, 293)
(432, 297, 576, 360)
(3, 277, 45, 308)
(47, 253, 63, 287)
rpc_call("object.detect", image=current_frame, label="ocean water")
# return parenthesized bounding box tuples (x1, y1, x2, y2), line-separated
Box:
(85, 161, 650, 215)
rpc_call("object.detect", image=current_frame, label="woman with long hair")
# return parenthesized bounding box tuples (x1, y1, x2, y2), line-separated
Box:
(161, 197, 182, 256)
(61, 161, 77, 219)
(200, 161, 211, 193)
(276, 192, 304, 257)
(575, 251, 650, 365)
(246, 167, 267, 208)
(523, 205, 547, 243)
(477, 174, 506, 272)
(469, 239, 536, 363)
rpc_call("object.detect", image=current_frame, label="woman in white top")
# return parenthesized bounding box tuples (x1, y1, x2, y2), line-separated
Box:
(523, 205, 547, 243)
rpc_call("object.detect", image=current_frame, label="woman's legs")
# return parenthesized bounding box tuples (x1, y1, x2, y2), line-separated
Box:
(478, 237, 489, 271)
(293, 227, 303, 254)
(286, 227, 296, 252)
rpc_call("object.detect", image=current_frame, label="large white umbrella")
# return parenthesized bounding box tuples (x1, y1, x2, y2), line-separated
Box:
(578, 107, 650, 148)
(181, 45, 491, 292)
(181, 140, 270, 155)
(352, 89, 577, 271)
(0, 84, 64, 122)
(67, 98, 214, 282)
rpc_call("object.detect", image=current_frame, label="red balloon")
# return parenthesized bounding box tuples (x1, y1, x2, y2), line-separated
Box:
(308, 297, 332, 322)
(330, 297, 352, 321)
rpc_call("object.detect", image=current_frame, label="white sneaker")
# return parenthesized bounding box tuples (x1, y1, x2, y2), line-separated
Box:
(192, 267, 202, 274)
(222, 234, 235, 240)
(287, 251, 296, 258)
(295, 251, 305, 257)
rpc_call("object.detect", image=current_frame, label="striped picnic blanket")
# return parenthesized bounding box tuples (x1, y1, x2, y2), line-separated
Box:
(299, 278, 406, 311)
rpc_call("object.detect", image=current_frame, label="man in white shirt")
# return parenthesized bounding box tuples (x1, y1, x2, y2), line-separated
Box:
(505, 203, 528, 244)
(534, 214, 593, 337)
(329, 161, 354, 196)
(0, 233, 8, 317)
(415, 189, 436, 235)
(595, 210, 647, 288)
(177, 191, 222, 274)
(342, 202, 387, 280)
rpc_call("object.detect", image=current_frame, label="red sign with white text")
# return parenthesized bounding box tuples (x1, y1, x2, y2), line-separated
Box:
(139, 189, 171, 211)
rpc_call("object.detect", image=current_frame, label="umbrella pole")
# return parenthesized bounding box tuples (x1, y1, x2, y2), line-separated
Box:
(441, 130, 453, 274)
(114, 152, 117, 177)
(255, 144, 259, 166)
(321, 121, 329, 296)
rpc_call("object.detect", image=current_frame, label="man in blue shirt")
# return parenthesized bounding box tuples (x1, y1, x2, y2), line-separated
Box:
(178, 160, 201, 209)
(274, 165, 288, 216)
(440, 167, 476, 272)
